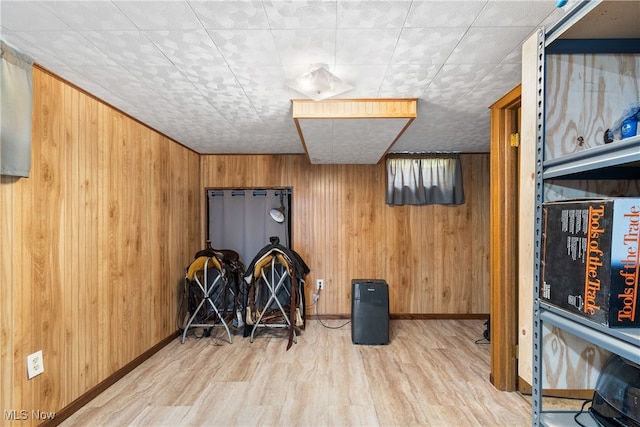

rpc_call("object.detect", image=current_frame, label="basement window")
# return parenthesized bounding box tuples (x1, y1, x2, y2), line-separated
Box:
(385, 154, 465, 206)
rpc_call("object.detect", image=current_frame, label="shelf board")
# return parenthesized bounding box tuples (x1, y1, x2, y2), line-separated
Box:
(540, 411, 599, 427)
(540, 304, 640, 364)
(543, 136, 640, 179)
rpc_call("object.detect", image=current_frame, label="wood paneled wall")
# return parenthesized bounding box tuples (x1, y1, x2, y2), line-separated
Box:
(1, 67, 491, 425)
(0, 68, 201, 426)
(200, 153, 490, 316)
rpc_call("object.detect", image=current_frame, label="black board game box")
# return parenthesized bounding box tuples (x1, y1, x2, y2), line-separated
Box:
(540, 198, 640, 327)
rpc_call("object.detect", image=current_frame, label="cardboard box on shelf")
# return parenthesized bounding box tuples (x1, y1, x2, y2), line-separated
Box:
(540, 198, 640, 327)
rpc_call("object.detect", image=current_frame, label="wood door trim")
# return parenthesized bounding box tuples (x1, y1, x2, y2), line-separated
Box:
(489, 85, 521, 391)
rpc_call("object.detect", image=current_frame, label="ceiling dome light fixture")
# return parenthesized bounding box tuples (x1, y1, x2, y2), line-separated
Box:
(286, 64, 353, 102)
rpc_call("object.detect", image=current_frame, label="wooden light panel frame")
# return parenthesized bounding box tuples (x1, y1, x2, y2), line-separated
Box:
(292, 98, 418, 164)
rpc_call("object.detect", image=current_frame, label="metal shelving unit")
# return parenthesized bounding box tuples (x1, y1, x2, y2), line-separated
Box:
(543, 136, 640, 179)
(531, 2, 640, 426)
(540, 305, 640, 363)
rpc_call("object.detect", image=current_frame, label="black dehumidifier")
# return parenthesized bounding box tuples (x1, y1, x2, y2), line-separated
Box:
(590, 354, 640, 427)
(351, 279, 389, 345)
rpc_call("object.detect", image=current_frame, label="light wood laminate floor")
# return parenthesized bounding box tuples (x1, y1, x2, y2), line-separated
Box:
(61, 319, 532, 426)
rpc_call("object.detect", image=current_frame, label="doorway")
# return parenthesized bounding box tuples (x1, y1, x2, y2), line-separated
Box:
(206, 188, 292, 268)
(489, 85, 521, 391)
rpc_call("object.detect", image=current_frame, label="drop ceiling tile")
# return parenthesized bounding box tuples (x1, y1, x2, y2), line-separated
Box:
(189, 0, 270, 29)
(0, 1, 70, 31)
(231, 64, 287, 89)
(501, 42, 526, 65)
(72, 63, 157, 98)
(251, 109, 292, 128)
(113, 1, 201, 30)
(207, 29, 281, 66)
(272, 29, 335, 66)
(178, 64, 239, 95)
(424, 63, 496, 102)
(235, 80, 292, 107)
(336, 28, 401, 65)
(257, 116, 299, 136)
(184, 65, 247, 106)
(208, 98, 262, 128)
(183, 73, 261, 126)
(132, 67, 200, 109)
(390, 27, 467, 64)
(188, 116, 239, 135)
(475, 62, 521, 94)
(144, 30, 227, 70)
(473, 1, 558, 27)
(394, 109, 488, 153)
(243, 96, 293, 114)
(378, 64, 440, 97)
(128, 106, 191, 136)
(337, 1, 411, 28)
(213, 103, 262, 127)
(80, 30, 173, 69)
(447, 62, 521, 113)
(405, 1, 485, 28)
(179, 107, 229, 127)
(43, 1, 136, 31)
(446, 26, 536, 65)
(12, 30, 119, 68)
(331, 64, 386, 96)
(243, 133, 305, 153)
(263, 0, 337, 29)
(206, 136, 267, 154)
(452, 95, 495, 115)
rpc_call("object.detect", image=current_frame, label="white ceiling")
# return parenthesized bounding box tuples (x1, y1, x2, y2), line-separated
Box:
(1, 0, 579, 162)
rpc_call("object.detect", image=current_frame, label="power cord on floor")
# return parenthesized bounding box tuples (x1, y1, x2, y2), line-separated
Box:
(311, 291, 351, 329)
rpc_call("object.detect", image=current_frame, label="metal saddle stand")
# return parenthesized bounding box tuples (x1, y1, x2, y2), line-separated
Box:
(249, 255, 297, 345)
(181, 257, 233, 344)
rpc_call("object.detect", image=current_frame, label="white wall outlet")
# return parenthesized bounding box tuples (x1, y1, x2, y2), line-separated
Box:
(27, 350, 44, 379)
(316, 279, 324, 290)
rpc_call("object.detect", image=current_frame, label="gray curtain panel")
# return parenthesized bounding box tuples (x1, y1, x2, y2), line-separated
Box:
(386, 154, 465, 205)
(207, 189, 291, 267)
(1, 40, 33, 177)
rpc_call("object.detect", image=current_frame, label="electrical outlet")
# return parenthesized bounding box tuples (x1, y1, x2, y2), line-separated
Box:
(316, 279, 324, 290)
(27, 350, 44, 379)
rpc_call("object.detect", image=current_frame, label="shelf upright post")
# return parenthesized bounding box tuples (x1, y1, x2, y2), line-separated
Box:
(531, 26, 546, 427)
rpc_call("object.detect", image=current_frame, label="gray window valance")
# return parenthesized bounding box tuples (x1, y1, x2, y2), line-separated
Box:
(1, 40, 33, 177)
(385, 154, 465, 206)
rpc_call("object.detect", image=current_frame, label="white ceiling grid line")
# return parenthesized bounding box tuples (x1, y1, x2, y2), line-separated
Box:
(0, 0, 582, 162)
